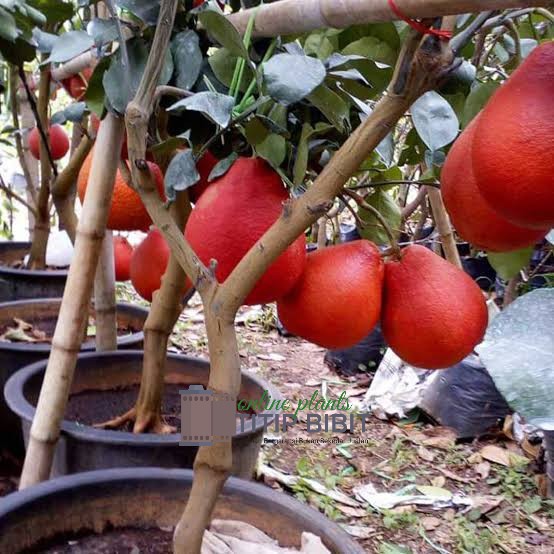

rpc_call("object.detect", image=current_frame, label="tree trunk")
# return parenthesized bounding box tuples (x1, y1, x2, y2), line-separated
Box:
(173, 314, 240, 554)
(27, 65, 52, 269)
(19, 114, 124, 489)
(134, 192, 192, 433)
(93, 230, 118, 351)
(9, 67, 38, 239)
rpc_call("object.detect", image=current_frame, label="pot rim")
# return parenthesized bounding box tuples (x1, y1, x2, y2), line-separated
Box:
(4, 350, 283, 445)
(0, 241, 68, 277)
(0, 298, 148, 353)
(0, 467, 365, 553)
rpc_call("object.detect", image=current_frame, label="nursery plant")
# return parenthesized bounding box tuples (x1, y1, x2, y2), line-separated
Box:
(1, 0, 553, 553)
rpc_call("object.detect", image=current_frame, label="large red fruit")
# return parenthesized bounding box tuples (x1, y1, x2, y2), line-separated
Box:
(113, 236, 134, 281)
(188, 150, 218, 203)
(277, 241, 384, 349)
(185, 157, 306, 305)
(442, 117, 547, 252)
(472, 42, 554, 229)
(77, 151, 165, 231)
(29, 125, 69, 160)
(382, 245, 488, 369)
(130, 228, 191, 302)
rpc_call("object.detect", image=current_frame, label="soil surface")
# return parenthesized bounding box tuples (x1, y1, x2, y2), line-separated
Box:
(65, 384, 253, 432)
(32, 526, 173, 554)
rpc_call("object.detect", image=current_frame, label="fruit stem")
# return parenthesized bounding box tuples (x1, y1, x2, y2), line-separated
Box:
(343, 188, 401, 258)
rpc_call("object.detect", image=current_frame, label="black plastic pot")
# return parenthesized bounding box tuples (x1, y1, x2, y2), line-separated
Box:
(461, 256, 497, 291)
(0, 468, 364, 553)
(5, 351, 281, 479)
(0, 241, 68, 302)
(0, 300, 148, 452)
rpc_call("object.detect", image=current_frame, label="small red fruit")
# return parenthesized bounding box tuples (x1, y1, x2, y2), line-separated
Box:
(382, 245, 488, 370)
(61, 67, 93, 100)
(185, 157, 306, 305)
(113, 236, 134, 281)
(442, 116, 547, 252)
(130, 228, 191, 302)
(277, 241, 385, 349)
(29, 124, 70, 160)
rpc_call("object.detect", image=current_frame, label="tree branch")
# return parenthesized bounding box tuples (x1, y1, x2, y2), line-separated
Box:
(125, 0, 213, 294)
(226, 0, 551, 37)
(0, 174, 37, 217)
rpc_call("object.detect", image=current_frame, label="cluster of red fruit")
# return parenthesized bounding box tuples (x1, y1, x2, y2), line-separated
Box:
(27, 68, 94, 162)
(111, 157, 487, 371)
(442, 42, 554, 251)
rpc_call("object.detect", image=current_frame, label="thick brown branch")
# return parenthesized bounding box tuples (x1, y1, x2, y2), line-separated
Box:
(226, 0, 551, 37)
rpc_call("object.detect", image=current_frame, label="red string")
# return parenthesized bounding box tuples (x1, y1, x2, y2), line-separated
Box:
(387, 0, 453, 41)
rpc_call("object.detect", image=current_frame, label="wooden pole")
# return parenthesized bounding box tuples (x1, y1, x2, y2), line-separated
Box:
(19, 114, 124, 489)
(226, 0, 551, 37)
(93, 230, 118, 351)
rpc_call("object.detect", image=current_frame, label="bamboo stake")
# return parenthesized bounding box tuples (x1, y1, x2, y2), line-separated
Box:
(19, 114, 124, 489)
(93, 230, 118, 351)
(226, 0, 551, 37)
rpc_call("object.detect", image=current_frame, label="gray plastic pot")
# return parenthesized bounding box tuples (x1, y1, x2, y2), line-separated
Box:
(0, 468, 364, 553)
(5, 350, 281, 479)
(0, 300, 149, 452)
(0, 241, 68, 302)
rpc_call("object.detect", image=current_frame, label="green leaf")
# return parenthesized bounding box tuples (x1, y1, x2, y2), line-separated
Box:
(103, 38, 173, 114)
(0, 7, 18, 42)
(411, 91, 459, 152)
(198, 6, 249, 60)
(0, 35, 35, 64)
(169, 91, 235, 128)
(172, 30, 202, 91)
(209, 47, 254, 92)
(116, 0, 159, 25)
(31, 28, 57, 53)
(255, 103, 287, 167)
(358, 189, 401, 246)
(304, 30, 337, 60)
(263, 53, 326, 106)
(208, 152, 237, 182)
(462, 81, 500, 127)
(64, 101, 87, 122)
(165, 149, 200, 202)
(487, 247, 533, 281)
(46, 30, 93, 63)
(293, 122, 313, 187)
(342, 36, 397, 66)
(308, 84, 350, 132)
(244, 117, 270, 146)
(87, 18, 119, 47)
(523, 496, 543, 514)
(28, 0, 73, 24)
(85, 56, 109, 117)
(379, 543, 412, 554)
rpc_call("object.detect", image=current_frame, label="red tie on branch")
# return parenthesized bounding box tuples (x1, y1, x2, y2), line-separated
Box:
(387, 0, 453, 41)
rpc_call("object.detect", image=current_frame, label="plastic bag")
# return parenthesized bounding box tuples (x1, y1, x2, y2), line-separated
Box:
(324, 325, 386, 377)
(419, 354, 511, 439)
